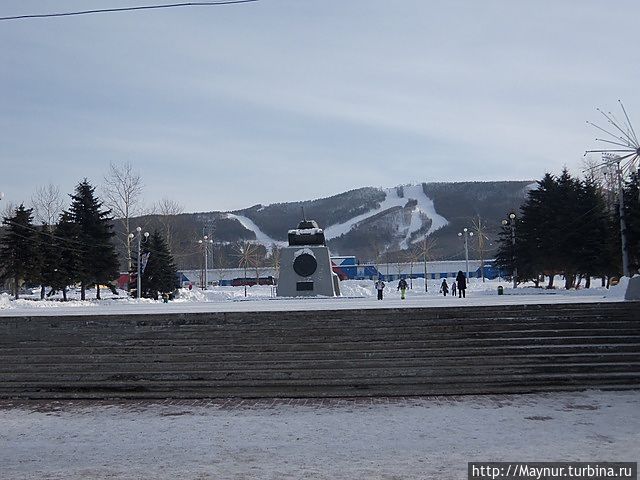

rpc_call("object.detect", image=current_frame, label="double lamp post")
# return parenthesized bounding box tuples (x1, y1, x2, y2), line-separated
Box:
(129, 227, 149, 299)
(502, 213, 517, 289)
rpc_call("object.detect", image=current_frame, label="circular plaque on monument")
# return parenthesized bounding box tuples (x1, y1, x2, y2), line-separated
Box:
(293, 253, 317, 277)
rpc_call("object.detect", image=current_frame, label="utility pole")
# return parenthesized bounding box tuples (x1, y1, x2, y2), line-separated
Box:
(600, 154, 631, 278)
(615, 159, 631, 277)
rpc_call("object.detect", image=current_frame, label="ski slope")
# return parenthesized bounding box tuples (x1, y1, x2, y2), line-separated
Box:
(324, 184, 448, 243)
(226, 213, 286, 251)
(227, 185, 447, 250)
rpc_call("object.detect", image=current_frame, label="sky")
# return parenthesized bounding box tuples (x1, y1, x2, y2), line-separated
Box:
(1, 0, 639, 213)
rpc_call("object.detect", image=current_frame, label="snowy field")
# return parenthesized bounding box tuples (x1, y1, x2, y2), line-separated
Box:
(0, 277, 632, 317)
(1, 390, 638, 480)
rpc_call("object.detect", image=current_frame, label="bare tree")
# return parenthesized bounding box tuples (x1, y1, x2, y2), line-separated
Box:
(214, 246, 230, 284)
(1, 200, 17, 222)
(269, 244, 282, 280)
(31, 184, 64, 229)
(471, 215, 490, 282)
(154, 197, 184, 253)
(415, 236, 438, 292)
(405, 247, 421, 289)
(103, 161, 144, 270)
(235, 240, 259, 297)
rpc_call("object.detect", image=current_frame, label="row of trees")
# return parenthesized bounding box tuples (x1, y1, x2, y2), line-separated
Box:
(495, 168, 640, 289)
(0, 179, 178, 300)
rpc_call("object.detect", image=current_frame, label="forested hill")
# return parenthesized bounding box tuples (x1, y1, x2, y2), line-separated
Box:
(120, 181, 534, 269)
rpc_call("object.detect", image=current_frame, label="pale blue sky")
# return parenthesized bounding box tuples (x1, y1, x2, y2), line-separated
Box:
(1, 0, 639, 212)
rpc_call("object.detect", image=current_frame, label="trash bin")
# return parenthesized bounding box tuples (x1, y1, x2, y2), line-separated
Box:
(497, 285, 504, 295)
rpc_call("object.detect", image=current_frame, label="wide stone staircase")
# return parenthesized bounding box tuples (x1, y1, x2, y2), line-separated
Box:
(0, 302, 639, 398)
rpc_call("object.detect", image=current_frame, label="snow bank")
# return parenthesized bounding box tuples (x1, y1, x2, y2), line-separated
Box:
(607, 276, 630, 299)
(174, 285, 276, 303)
(0, 293, 11, 309)
(0, 277, 628, 317)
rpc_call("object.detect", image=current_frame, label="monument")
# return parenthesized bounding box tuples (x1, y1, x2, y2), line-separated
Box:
(276, 219, 340, 297)
(625, 275, 640, 301)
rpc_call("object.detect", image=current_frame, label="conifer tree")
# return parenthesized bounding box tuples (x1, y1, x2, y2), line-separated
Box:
(574, 176, 614, 286)
(494, 222, 516, 281)
(0, 205, 39, 299)
(555, 169, 582, 288)
(50, 211, 81, 301)
(67, 179, 119, 300)
(624, 172, 640, 273)
(139, 230, 179, 300)
(515, 173, 559, 287)
(33, 225, 54, 299)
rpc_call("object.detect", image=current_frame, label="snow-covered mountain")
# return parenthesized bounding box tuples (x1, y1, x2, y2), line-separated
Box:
(228, 181, 531, 258)
(123, 181, 533, 268)
(225, 185, 449, 253)
(323, 185, 448, 247)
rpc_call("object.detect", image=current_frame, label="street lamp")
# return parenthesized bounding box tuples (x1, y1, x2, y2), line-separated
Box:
(422, 235, 432, 292)
(602, 155, 631, 277)
(198, 235, 213, 290)
(128, 226, 149, 299)
(501, 212, 517, 289)
(457, 227, 474, 280)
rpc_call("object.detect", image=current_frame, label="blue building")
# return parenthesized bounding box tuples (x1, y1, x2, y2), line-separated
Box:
(331, 256, 502, 281)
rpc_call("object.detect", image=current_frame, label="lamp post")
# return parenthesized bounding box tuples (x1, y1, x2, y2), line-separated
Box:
(422, 235, 431, 292)
(603, 155, 631, 277)
(198, 235, 213, 290)
(457, 227, 474, 280)
(128, 226, 149, 299)
(501, 212, 517, 289)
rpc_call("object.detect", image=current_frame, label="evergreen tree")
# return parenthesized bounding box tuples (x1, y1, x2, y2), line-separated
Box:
(623, 171, 640, 274)
(555, 169, 582, 288)
(138, 230, 179, 300)
(50, 211, 81, 301)
(67, 179, 119, 300)
(501, 170, 616, 289)
(0, 205, 39, 299)
(33, 225, 54, 300)
(574, 176, 615, 286)
(515, 173, 559, 287)
(494, 222, 516, 281)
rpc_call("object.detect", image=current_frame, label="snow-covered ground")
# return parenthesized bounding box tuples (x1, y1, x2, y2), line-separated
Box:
(0, 277, 631, 317)
(1, 390, 638, 480)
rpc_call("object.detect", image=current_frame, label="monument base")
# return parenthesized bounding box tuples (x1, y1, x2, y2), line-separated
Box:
(624, 275, 640, 301)
(276, 246, 340, 297)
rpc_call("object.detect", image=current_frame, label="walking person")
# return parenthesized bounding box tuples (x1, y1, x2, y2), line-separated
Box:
(374, 277, 386, 300)
(397, 277, 408, 300)
(456, 270, 467, 298)
(440, 278, 449, 297)
(451, 280, 457, 297)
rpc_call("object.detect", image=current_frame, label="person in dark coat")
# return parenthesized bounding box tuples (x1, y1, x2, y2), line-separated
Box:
(374, 278, 385, 300)
(440, 279, 449, 296)
(456, 270, 467, 298)
(397, 277, 408, 299)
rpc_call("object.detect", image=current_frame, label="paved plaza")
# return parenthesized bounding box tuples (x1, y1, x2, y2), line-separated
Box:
(1, 390, 638, 479)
